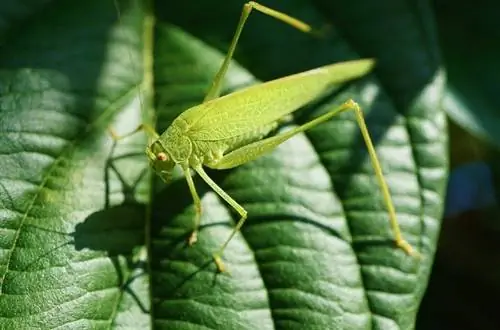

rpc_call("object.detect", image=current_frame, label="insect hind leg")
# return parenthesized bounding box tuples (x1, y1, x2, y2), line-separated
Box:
(341, 100, 419, 258)
(206, 99, 420, 258)
(203, 1, 312, 103)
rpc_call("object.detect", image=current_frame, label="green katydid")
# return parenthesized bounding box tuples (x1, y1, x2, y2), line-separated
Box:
(111, 1, 419, 273)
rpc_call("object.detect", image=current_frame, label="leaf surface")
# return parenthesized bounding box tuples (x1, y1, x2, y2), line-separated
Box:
(0, 0, 447, 329)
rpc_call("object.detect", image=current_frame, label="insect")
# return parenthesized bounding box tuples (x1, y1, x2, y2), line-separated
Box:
(111, 1, 419, 273)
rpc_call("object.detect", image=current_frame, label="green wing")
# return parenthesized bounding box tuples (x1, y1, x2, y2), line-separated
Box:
(178, 59, 375, 141)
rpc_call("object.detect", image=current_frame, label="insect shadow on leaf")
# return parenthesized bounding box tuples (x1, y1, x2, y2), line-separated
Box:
(20, 139, 150, 313)
(79, 140, 150, 312)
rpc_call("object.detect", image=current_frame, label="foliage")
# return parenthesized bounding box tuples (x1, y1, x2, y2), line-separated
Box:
(0, 0, 448, 328)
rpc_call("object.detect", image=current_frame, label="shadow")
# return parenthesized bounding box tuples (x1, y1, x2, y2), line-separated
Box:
(417, 209, 500, 329)
(148, 173, 215, 261)
(147, 168, 243, 302)
(20, 140, 150, 311)
(22, 135, 152, 314)
(0, 0, 153, 313)
(156, 259, 220, 299)
(73, 145, 150, 312)
(70, 127, 147, 254)
(73, 202, 145, 255)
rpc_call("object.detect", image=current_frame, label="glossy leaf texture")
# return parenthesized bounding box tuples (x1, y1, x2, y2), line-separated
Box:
(0, 0, 447, 329)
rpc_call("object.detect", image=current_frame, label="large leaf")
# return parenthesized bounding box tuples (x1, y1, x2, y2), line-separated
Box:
(0, 0, 447, 329)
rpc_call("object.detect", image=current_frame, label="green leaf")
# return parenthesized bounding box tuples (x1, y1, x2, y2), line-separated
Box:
(0, 0, 150, 328)
(0, 0, 447, 329)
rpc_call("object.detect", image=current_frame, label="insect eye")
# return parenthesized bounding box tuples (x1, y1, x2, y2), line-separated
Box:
(156, 152, 168, 161)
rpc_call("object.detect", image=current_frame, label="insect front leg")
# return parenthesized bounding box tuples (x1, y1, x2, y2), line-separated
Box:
(193, 165, 248, 273)
(182, 166, 203, 246)
(203, 1, 312, 102)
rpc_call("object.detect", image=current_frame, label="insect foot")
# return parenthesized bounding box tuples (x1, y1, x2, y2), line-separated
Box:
(187, 203, 202, 246)
(213, 254, 227, 273)
(398, 239, 422, 260)
(188, 231, 198, 246)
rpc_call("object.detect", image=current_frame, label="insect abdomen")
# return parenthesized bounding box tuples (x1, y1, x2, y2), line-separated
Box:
(224, 122, 278, 153)
(192, 121, 278, 165)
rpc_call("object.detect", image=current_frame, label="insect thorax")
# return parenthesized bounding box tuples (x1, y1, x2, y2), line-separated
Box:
(161, 122, 193, 163)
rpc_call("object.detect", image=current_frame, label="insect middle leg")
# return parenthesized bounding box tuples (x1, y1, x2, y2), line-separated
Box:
(208, 99, 419, 258)
(203, 1, 312, 102)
